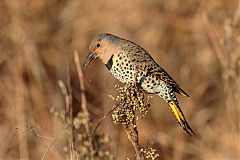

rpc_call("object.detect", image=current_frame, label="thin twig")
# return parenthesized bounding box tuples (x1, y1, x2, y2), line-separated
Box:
(58, 80, 75, 159)
(125, 127, 143, 160)
(74, 51, 94, 157)
(16, 124, 56, 160)
(132, 126, 140, 151)
(58, 80, 71, 123)
(92, 103, 122, 136)
(65, 55, 75, 154)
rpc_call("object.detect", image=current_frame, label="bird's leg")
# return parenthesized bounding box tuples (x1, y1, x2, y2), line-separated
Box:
(133, 64, 139, 86)
(134, 64, 148, 89)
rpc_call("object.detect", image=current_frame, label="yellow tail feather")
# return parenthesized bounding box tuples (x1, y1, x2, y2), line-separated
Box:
(168, 100, 195, 135)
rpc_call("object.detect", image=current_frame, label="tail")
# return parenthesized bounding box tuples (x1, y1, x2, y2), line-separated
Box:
(168, 99, 195, 136)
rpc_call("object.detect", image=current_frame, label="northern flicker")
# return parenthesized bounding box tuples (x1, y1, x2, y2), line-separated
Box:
(83, 33, 195, 135)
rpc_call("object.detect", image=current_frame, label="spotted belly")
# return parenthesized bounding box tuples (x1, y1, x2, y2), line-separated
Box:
(106, 53, 171, 101)
(110, 65, 170, 100)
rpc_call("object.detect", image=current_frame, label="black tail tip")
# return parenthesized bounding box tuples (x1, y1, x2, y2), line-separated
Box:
(181, 120, 196, 136)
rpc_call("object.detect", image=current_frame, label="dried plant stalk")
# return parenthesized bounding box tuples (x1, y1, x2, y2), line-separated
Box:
(13, 55, 29, 160)
(74, 51, 91, 135)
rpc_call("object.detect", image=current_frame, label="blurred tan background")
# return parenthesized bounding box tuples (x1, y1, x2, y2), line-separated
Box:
(0, 0, 239, 159)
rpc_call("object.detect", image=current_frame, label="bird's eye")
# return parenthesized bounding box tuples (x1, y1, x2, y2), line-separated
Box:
(96, 43, 100, 48)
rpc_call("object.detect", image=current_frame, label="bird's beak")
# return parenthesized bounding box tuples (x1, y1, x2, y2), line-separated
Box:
(83, 52, 96, 69)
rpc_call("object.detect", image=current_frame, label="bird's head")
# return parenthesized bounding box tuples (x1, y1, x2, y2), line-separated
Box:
(83, 33, 121, 68)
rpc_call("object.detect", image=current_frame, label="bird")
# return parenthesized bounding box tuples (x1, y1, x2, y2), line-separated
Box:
(83, 33, 195, 135)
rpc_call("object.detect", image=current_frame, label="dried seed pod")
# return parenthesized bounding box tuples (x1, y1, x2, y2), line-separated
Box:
(112, 83, 151, 127)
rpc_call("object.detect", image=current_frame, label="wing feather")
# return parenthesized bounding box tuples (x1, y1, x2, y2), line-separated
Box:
(122, 40, 190, 97)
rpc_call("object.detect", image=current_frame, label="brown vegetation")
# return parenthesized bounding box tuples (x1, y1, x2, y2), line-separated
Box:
(0, 0, 239, 159)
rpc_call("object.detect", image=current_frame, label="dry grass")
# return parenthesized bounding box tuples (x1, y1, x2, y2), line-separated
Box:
(0, 0, 239, 159)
